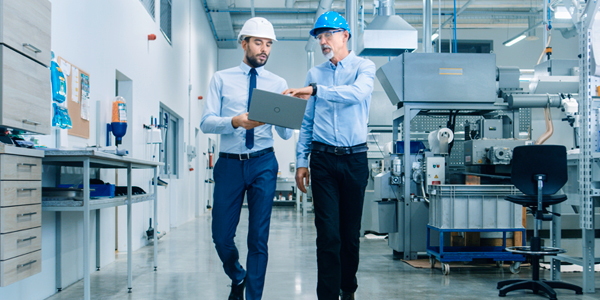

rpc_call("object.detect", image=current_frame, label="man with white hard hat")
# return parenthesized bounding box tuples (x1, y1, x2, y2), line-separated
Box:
(284, 11, 375, 300)
(201, 17, 292, 300)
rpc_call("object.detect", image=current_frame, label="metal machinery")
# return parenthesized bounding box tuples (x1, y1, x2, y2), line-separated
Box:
(360, 0, 598, 291)
(366, 53, 525, 260)
(367, 52, 586, 263)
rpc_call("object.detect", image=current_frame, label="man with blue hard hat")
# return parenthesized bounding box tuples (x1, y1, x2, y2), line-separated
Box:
(284, 11, 375, 300)
(201, 17, 293, 300)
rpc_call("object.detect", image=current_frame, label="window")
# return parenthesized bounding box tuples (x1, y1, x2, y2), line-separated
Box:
(160, 0, 172, 44)
(437, 40, 493, 53)
(159, 105, 180, 177)
(140, 0, 155, 20)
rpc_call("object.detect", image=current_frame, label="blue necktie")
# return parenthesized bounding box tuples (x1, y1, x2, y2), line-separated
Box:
(246, 68, 257, 149)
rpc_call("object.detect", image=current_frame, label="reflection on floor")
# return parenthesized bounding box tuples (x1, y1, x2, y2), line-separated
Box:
(46, 207, 599, 300)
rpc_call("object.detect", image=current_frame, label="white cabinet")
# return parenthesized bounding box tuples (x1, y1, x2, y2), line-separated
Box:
(0, 145, 44, 287)
(0, 0, 51, 65)
(0, 0, 51, 135)
(0, 46, 51, 134)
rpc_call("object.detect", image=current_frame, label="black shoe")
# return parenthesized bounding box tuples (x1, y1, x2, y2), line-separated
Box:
(228, 278, 245, 300)
(340, 291, 355, 300)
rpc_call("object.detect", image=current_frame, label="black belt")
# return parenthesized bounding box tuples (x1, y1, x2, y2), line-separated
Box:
(219, 147, 273, 160)
(311, 142, 368, 155)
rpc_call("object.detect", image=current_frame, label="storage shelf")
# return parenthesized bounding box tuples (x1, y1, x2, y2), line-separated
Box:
(42, 194, 155, 211)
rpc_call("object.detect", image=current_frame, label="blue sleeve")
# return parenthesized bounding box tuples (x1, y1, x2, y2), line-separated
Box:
(296, 71, 315, 168)
(316, 59, 376, 105)
(200, 73, 236, 134)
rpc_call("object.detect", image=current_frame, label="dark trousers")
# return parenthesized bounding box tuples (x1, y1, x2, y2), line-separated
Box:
(211, 152, 278, 300)
(310, 150, 369, 300)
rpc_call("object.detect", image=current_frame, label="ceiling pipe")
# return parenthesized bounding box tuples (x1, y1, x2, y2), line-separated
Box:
(305, 0, 335, 52)
(229, 14, 531, 28)
(347, 0, 357, 51)
(423, 0, 433, 53)
(293, 0, 536, 9)
(379, 0, 395, 16)
(224, 8, 539, 17)
(432, 0, 476, 35)
(231, 14, 317, 26)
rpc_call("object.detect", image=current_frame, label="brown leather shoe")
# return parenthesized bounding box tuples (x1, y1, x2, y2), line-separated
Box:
(340, 291, 355, 300)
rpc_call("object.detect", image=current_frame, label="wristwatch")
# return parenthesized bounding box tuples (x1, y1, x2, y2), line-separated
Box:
(309, 82, 317, 96)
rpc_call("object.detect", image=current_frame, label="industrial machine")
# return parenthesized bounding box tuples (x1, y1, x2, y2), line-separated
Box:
(364, 50, 586, 262)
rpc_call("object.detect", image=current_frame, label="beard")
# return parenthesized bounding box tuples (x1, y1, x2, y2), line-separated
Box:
(246, 52, 269, 68)
(321, 45, 334, 60)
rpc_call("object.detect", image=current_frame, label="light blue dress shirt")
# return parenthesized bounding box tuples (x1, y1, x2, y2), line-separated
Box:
(200, 62, 293, 154)
(296, 51, 376, 168)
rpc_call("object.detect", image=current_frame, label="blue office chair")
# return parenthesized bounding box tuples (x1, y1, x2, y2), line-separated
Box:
(497, 145, 582, 300)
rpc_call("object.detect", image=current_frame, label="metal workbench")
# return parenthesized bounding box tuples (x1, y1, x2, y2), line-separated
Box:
(41, 150, 162, 300)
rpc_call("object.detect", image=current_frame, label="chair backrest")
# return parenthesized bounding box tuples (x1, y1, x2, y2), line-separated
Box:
(510, 145, 567, 196)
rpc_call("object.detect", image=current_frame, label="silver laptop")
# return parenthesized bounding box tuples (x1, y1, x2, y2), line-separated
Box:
(248, 89, 308, 129)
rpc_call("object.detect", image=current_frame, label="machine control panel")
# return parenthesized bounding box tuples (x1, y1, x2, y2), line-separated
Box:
(425, 156, 445, 185)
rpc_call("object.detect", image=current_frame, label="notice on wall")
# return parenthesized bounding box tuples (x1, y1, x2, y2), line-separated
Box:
(60, 61, 71, 76)
(80, 73, 90, 120)
(71, 67, 80, 103)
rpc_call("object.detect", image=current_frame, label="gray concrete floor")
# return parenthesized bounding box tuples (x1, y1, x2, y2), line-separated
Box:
(46, 207, 599, 300)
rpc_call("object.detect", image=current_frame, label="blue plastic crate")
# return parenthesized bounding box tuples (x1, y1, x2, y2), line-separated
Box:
(395, 141, 426, 154)
(57, 184, 115, 198)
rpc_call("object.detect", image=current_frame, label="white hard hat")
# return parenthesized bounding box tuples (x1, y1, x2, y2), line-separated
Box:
(237, 17, 277, 44)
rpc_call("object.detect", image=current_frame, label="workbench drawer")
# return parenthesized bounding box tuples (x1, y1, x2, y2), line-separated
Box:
(0, 205, 40, 233)
(0, 0, 51, 65)
(0, 227, 40, 260)
(0, 250, 41, 287)
(0, 181, 41, 207)
(0, 155, 42, 180)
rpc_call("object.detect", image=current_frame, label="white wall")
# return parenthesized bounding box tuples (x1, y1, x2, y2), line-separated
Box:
(0, 0, 217, 299)
(218, 27, 580, 172)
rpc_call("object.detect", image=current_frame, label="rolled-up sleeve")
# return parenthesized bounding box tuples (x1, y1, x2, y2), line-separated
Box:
(200, 74, 236, 134)
(316, 60, 375, 105)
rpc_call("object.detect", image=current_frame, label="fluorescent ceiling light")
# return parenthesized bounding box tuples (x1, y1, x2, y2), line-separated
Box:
(503, 35, 526, 47)
(431, 33, 439, 41)
(555, 6, 573, 19)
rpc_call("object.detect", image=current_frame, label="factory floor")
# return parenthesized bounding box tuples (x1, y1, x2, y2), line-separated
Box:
(46, 207, 599, 300)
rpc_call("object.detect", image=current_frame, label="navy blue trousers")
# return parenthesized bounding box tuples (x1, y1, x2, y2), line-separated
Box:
(310, 151, 369, 300)
(212, 152, 278, 300)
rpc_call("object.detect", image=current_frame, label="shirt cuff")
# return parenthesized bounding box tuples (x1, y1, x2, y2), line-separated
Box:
(297, 157, 309, 169)
(315, 84, 324, 99)
(225, 116, 235, 132)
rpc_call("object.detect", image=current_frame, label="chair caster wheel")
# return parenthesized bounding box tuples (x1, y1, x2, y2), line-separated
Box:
(510, 262, 521, 274)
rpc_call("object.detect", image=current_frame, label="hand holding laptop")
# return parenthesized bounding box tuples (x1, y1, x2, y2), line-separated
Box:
(248, 89, 308, 129)
(233, 112, 264, 130)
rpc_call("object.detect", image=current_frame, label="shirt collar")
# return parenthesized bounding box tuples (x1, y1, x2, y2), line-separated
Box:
(239, 62, 265, 76)
(328, 50, 356, 69)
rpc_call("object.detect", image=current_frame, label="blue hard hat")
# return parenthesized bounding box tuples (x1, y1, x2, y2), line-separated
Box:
(310, 11, 351, 38)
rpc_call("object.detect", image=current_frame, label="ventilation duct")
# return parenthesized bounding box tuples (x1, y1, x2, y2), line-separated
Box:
(356, 0, 418, 56)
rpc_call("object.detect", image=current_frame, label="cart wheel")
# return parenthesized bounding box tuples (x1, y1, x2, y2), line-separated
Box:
(510, 262, 521, 274)
(429, 256, 436, 269)
(496, 261, 504, 268)
(442, 263, 450, 275)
